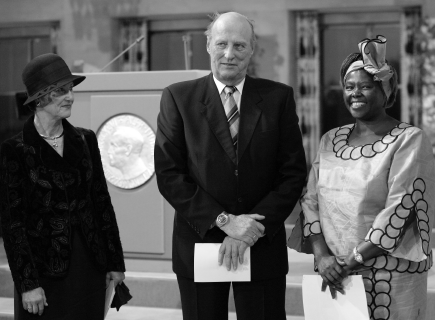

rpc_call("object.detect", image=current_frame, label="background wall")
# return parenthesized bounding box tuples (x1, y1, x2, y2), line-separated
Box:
(1, 0, 433, 88)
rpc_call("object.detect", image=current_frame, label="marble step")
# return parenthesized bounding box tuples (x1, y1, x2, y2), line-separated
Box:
(0, 297, 305, 320)
(0, 265, 306, 316)
(1, 248, 435, 319)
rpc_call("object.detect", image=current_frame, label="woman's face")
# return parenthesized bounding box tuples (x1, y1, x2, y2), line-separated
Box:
(343, 69, 386, 121)
(38, 82, 74, 121)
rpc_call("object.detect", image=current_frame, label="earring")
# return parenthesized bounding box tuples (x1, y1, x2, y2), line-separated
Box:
(36, 101, 41, 107)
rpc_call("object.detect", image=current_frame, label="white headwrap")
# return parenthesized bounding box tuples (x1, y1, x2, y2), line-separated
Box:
(344, 35, 394, 100)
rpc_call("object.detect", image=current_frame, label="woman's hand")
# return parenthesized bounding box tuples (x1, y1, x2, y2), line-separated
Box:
(106, 271, 125, 288)
(316, 255, 348, 299)
(22, 287, 48, 315)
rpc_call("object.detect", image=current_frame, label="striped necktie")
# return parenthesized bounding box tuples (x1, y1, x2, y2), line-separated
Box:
(221, 86, 239, 151)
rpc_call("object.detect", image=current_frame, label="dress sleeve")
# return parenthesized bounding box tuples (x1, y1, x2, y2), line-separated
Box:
(86, 130, 126, 272)
(287, 135, 324, 253)
(365, 128, 435, 262)
(0, 141, 40, 294)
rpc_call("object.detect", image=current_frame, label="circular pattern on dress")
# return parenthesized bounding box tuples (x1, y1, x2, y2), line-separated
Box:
(380, 234, 395, 250)
(373, 305, 390, 319)
(416, 199, 428, 213)
(372, 255, 388, 269)
(374, 292, 391, 307)
(407, 262, 419, 273)
(363, 277, 374, 292)
(400, 194, 414, 210)
(385, 225, 401, 238)
(341, 146, 353, 160)
(389, 215, 405, 229)
(303, 220, 322, 237)
(384, 258, 399, 271)
(365, 292, 373, 305)
(414, 179, 426, 193)
(361, 145, 376, 158)
(350, 146, 363, 160)
(373, 140, 388, 153)
(396, 260, 410, 273)
(374, 279, 391, 294)
(368, 229, 383, 246)
(411, 190, 423, 203)
(332, 122, 412, 160)
(418, 219, 429, 233)
(374, 270, 392, 282)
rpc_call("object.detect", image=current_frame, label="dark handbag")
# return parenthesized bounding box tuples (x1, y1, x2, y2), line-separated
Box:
(111, 282, 133, 311)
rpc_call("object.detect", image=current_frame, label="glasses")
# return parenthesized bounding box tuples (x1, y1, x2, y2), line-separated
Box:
(53, 83, 74, 96)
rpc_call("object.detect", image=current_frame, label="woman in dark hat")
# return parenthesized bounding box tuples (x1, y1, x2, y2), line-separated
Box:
(0, 53, 126, 319)
(289, 36, 435, 319)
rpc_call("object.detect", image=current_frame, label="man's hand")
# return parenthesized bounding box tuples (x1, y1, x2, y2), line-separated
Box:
(317, 255, 348, 299)
(106, 271, 126, 288)
(218, 236, 250, 271)
(220, 213, 265, 245)
(22, 287, 48, 316)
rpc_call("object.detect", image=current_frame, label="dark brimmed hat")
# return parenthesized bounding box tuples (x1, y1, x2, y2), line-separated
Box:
(22, 53, 86, 105)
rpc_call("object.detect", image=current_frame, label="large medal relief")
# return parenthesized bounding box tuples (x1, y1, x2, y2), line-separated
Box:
(97, 114, 155, 189)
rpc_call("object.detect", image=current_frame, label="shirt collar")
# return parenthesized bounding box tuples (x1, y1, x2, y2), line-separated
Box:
(213, 75, 246, 95)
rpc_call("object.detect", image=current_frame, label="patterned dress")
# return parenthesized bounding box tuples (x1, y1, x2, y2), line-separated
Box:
(290, 122, 435, 320)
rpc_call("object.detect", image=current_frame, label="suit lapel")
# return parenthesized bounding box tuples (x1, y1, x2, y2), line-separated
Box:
(199, 74, 237, 164)
(238, 76, 263, 160)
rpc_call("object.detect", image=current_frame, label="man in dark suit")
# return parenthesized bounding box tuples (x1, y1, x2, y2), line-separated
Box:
(155, 11, 307, 320)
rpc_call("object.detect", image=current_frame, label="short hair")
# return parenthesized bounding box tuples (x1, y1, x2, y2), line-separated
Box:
(340, 52, 398, 109)
(31, 93, 53, 112)
(204, 12, 257, 49)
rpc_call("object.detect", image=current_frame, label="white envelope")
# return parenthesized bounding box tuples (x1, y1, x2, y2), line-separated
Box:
(194, 243, 250, 282)
(104, 280, 116, 319)
(302, 275, 369, 320)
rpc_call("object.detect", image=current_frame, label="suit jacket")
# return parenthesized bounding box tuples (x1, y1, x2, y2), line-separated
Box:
(0, 116, 125, 294)
(155, 74, 307, 281)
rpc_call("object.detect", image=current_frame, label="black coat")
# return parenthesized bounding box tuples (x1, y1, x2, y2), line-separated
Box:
(155, 74, 307, 280)
(0, 115, 125, 294)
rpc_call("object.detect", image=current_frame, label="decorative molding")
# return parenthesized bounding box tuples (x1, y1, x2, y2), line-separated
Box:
(296, 11, 320, 165)
(119, 19, 148, 71)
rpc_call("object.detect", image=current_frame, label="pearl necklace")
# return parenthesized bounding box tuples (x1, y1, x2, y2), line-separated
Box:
(40, 131, 65, 148)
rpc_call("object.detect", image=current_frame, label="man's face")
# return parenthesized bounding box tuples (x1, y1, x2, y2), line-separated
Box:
(207, 14, 254, 86)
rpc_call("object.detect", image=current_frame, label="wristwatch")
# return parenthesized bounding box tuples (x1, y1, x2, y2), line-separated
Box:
(353, 247, 364, 264)
(216, 212, 230, 228)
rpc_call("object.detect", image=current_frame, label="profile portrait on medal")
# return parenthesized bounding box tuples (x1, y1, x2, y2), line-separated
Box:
(97, 114, 155, 189)
(108, 126, 150, 180)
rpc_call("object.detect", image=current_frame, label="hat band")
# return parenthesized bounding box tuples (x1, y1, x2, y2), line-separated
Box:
(24, 60, 71, 96)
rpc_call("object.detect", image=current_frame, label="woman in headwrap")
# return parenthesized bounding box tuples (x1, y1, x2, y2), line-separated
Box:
(288, 35, 435, 319)
(0, 53, 126, 319)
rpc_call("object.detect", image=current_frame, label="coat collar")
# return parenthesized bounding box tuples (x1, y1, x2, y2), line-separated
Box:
(23, 115, 85, 172)
(199, 74, 263, 164)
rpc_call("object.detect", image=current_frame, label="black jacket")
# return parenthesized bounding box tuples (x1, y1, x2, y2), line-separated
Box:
(0, 115, 125, 294)
(155, 74, 307, 280)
